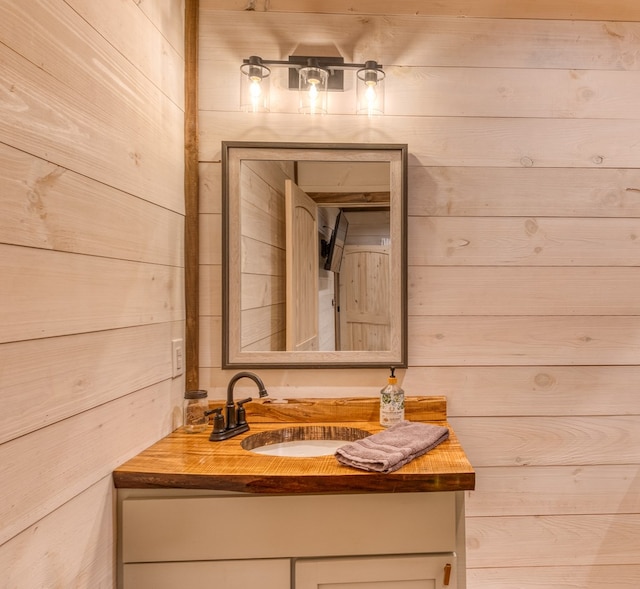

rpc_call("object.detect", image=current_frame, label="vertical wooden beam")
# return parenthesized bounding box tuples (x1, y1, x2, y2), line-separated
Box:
(184, 0, 199, 390)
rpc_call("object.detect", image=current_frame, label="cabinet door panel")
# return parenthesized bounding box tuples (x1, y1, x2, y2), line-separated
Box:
(123, 559, 290, 589)
(295, 554, 456, 589)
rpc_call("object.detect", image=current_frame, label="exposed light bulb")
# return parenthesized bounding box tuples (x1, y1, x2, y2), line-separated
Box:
(365, 82, 377, 115)
(249, 79, 262, 94)
(299, 63, 328, 114)
(308, 82, 319, 113)
(249, 78, 262, 112)
(240, 58, 270, 112)
(357, 61, 384, 116)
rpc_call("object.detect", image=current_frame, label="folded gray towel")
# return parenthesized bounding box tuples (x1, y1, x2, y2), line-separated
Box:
(335, 420, 449, 473)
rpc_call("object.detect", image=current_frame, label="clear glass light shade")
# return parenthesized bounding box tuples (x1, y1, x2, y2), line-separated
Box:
(240, 61, 270, 112)
(356, 65, 385, 116)
(298, 66, 328, 114)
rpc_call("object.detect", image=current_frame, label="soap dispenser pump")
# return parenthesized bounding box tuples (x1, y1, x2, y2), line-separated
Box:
(380, 366, 405, 427)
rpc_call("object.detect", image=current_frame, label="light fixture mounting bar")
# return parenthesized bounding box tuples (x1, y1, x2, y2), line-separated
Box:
(241, 56, 385, 92)
(286, 56, 345, 91)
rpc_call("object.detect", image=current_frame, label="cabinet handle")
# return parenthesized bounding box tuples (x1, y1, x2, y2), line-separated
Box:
(443, 563, 452, 586)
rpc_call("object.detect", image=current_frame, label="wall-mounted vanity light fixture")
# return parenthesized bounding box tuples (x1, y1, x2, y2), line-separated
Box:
(240, 55, 385, 116)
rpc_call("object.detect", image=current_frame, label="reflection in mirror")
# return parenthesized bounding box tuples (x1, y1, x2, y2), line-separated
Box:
(223, 142, 407, 368)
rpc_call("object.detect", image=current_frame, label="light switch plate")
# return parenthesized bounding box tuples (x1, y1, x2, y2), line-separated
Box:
(171, 338, 184, 378)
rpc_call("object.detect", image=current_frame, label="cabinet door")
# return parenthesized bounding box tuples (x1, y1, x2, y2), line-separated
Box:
(123, 559, 290, 589)
(295, 554, 456, 589)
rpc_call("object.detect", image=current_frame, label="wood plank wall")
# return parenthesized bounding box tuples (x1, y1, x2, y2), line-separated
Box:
(240, 160, 289, 350)
(198, 2, 640, 588)
(0, 1, 185, 586)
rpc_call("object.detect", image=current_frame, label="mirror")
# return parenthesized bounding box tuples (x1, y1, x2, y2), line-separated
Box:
(222, 142, 407, 368)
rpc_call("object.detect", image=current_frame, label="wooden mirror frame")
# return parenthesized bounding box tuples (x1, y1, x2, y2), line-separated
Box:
(222, 141, 408, 368)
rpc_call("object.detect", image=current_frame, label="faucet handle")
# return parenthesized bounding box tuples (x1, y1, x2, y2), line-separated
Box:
(236, 397, 252, 426)
(209, 407, 225, 433)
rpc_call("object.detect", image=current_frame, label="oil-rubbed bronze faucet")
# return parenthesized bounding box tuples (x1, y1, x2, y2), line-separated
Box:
(209, 372, 268, 441)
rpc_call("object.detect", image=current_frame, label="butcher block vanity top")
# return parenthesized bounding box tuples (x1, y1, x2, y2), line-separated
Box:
(113, 396, 475, 494)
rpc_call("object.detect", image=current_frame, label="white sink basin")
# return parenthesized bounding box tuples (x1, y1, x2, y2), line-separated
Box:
(247, 439, 350, 457)
(241, 425, 370, 457)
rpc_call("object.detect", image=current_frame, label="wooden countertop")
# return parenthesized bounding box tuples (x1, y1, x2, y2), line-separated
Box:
(113, 396, 475, 494)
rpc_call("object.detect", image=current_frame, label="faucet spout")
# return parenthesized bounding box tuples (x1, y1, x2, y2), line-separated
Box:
(227, 371, 268, 403)
(210, 372, 268, 442)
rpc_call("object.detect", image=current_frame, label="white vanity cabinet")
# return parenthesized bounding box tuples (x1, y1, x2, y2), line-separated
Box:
(118, 490, 466, 589)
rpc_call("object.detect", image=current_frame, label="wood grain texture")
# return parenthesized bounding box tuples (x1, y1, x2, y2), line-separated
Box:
(0, 143, 184, 266)
(202, 63, 640, 120)
(200, 364, 640, 414)
(383, 67, 640, 119)
(200, 112, 640, 169)
(0, 3, 184, 212)
(199, 317, 222, 369)
(285, 179, 320, 351)
(400, 365, 640, 417)
(0, 1, 186, 584)
(199, 12, 640, 70)
(466, 465, 640, 516)
(409, 217, 640, 266)
(246, 396, 447, 423)
(134, 0, 186, 55)
(199, 263, 222, 316)
(113, 397, 474, 493)
(0, 322, 182, 444)
(199, 0, 640, 21)
(0, 476, 116, 589)
(195, 5, 640, 587)
(467, 565, 640, 588)
(199, 162, 222, 214)
(239, 161, 288, 351)
(198, 214, 222, 265)
(185, 0, 200, 390)
(0, 380, 183, 547)
(451, 416, 640, 467)
(67, 0, 185, 108)
(198, 364, 412, 397)
(408, 316, 640, 366)
(407, 167, 640, 218)
(409, 267, 640, 315)
(466, 514, 640, 567)
(1, 245, 184, 343)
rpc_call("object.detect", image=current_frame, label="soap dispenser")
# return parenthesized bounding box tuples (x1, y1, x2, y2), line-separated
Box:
(380, 366, 405, 427)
